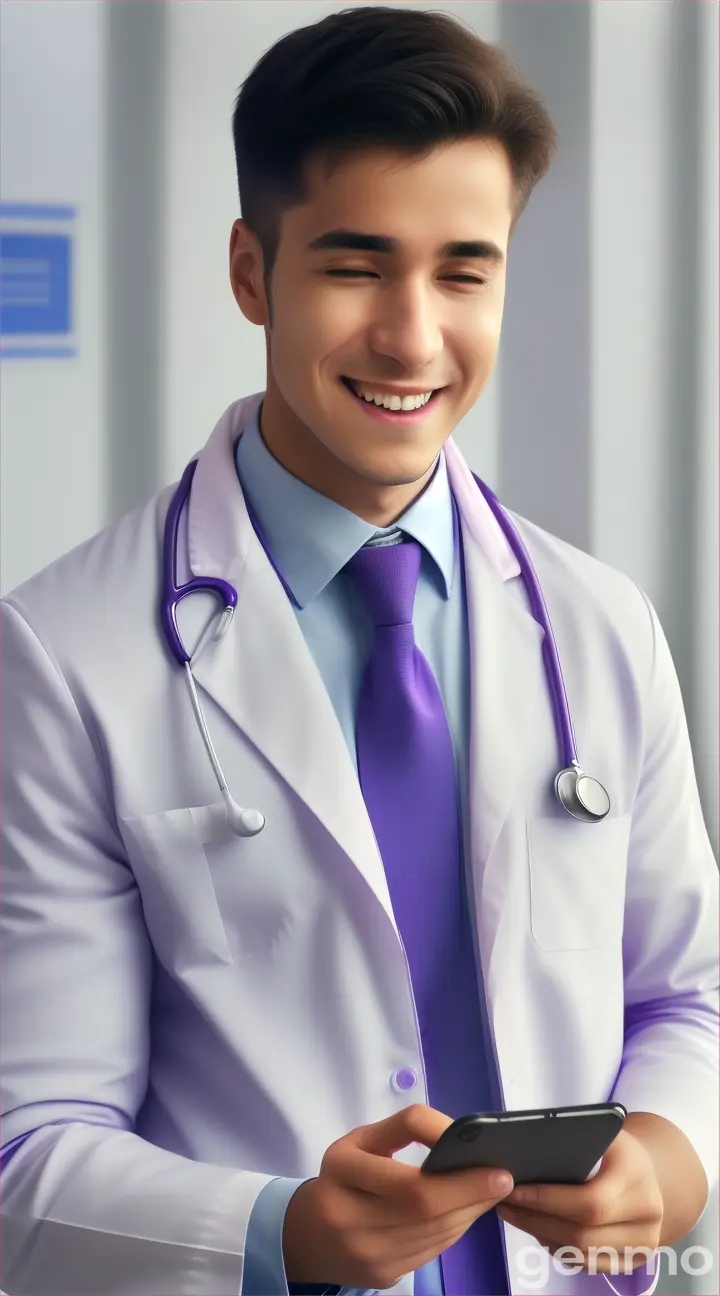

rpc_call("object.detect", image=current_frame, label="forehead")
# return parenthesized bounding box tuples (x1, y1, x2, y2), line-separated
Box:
(284, 137, 514, 254)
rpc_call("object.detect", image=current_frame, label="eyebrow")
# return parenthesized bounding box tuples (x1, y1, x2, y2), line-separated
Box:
(306, 228, 505, 266)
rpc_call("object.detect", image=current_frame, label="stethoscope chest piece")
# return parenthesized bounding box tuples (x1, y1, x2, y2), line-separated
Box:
(555, 764, 611, 823)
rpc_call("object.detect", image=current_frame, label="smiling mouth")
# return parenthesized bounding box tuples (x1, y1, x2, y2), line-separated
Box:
(340, 376, 440, 405)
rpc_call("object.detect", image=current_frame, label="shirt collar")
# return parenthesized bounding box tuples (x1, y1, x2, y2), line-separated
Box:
(234, 409, 456, 609)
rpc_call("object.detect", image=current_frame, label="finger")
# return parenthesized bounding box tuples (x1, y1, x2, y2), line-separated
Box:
(498, 1201, 641, 1235)
(343, 1165, 513, 1234)
(495, 1206, 661, 1263)
(337, 1104, 454, 1195)
(503, 1130, 639, 1223)
(368, 1188, 503, 1235)
(357, 1203, 480, 1256)
(503, 1179, 621, 1224)
(339, 1144, 512, 1214)
(352, 1104, 454, 1160)
(342, 1205, 486, 1288)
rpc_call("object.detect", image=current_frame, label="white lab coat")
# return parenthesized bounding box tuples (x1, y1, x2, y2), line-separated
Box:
(1, 392, 718, 1296)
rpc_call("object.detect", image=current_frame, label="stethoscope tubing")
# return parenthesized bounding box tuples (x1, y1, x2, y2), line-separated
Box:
(471, 474, 579, 772)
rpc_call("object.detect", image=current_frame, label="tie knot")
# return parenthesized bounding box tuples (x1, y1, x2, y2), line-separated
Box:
(344, 537, 421, 628)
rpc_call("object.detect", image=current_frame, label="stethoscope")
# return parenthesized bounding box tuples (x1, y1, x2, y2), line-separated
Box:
(160, 450, 611, 837)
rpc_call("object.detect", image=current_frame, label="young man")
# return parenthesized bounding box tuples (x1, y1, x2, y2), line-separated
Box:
(2, 7, 717, 1296)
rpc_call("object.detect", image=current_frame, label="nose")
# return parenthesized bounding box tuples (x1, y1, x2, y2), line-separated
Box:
(368, 280, 444, 376)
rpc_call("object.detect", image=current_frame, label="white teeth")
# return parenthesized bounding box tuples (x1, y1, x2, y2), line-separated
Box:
(347, 381, 433, 411)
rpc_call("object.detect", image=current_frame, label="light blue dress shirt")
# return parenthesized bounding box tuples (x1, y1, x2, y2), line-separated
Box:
(235, 410, 499, 1296)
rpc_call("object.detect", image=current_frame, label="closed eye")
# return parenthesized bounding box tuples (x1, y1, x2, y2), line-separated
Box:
(324, 270, 487, 285)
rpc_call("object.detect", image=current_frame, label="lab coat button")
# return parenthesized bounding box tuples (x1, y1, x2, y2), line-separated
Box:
(391, 1067, 418, 1093)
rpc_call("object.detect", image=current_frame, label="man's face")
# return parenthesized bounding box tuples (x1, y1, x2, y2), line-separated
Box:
(230, 136, 514, 524)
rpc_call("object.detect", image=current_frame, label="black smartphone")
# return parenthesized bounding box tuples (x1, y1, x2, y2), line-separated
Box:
(421, 1102, 626, 1185)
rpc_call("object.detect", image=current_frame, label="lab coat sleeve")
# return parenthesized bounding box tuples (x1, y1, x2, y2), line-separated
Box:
(0, 597, 277, 1296)
(604, 585, 719, 1296)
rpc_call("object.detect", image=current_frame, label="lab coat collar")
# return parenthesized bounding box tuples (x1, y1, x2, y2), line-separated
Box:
(186, 393, 542, 923)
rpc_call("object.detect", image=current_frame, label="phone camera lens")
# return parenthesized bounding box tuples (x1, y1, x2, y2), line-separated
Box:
(457, 1125, 480, 1143)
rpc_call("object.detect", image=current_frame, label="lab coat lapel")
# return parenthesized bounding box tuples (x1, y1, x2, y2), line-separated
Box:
(185, 395, 398, 928)
(443, 441, 546, 938)
(184, 397, 546, 946)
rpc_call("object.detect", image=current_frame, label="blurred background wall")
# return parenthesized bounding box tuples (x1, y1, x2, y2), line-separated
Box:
(1, 2, 717, 1290)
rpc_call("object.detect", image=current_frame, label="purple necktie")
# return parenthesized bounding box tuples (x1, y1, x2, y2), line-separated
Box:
(345, 538, 460, 1022)
(345, 536, 508, 1296)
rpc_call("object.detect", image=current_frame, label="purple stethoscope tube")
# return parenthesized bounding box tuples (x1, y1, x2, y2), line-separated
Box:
(160, 456, 611, 836)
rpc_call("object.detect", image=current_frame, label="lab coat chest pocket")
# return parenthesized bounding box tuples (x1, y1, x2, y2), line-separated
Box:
(526, 813, 632, 951)
(118, 804, 234, 968)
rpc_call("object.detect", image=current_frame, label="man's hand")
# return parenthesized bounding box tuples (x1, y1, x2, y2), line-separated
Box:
(282, 1103, 515, 1290)
(496, 1123, 665, 1274)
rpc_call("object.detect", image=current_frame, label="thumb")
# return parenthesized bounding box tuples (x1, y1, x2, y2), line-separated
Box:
(355, 1103, 455, 1158)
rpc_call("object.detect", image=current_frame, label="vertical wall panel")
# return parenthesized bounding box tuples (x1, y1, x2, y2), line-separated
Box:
(497, 1, 593, 552)
(106, 1, 167, 521)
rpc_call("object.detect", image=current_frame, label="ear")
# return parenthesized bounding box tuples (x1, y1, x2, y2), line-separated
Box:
(229, 219, 269, 327)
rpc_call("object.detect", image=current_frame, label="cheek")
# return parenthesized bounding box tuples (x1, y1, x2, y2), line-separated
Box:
(469, 313, 503, 369)
(273, 287, 356, 364)
(308, 291, 369, 354)
(441, 291, 503, 350)
(269, 316, 322, 376)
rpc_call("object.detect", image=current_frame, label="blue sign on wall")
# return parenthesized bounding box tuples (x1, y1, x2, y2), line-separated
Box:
(0, 233, 71, 334)
(0, 204, 77, 358)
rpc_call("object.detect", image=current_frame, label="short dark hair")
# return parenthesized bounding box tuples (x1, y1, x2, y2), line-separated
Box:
(232, 5, 557, 307)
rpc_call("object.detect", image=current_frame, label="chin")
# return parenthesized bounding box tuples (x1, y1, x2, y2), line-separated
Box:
(346, 455, 437, 488)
